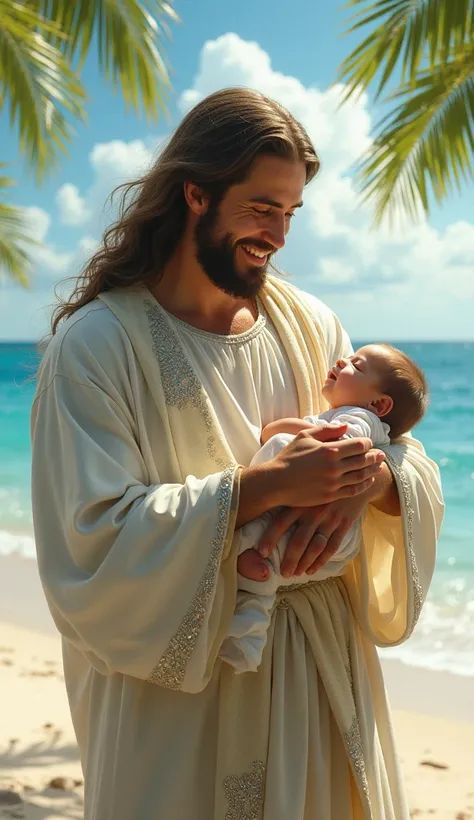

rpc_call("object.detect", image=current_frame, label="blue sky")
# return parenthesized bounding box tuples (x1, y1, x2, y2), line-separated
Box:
(1, 0, 473, 341)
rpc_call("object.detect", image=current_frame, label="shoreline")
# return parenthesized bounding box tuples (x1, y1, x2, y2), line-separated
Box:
(1, 553, 474, 819)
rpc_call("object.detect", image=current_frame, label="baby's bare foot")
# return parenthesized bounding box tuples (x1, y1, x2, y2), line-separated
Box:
(237, 549, 269, 582)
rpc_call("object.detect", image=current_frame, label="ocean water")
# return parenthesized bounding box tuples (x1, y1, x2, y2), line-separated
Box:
(1, 341, 473, 675)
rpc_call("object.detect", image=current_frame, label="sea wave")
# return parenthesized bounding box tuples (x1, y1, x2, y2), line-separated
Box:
(380, 572, 474, 676)
(2, 527, 474, 676)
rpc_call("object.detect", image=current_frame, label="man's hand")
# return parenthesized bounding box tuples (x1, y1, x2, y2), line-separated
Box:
(256, 456, 400, 578)
(269, 425, 385, 508)
(257, 495, 369, 578)
(236, 424, 385, 529)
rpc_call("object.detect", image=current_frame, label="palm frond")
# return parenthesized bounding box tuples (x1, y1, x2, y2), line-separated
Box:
(0, 0, 87, 181)
(34, 0, 180, 120)
(338, 0, 474, 101)
(355, 41, 474, 224)
(0, 172, 39, 287)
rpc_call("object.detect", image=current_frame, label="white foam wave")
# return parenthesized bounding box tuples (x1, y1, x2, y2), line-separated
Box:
(1, 529, 474, 675)
(379, 578, 474, 676)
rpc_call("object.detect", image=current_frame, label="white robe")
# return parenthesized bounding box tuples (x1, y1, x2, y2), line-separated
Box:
(30, 282, 444, 820)
(220, 407, 391, 674)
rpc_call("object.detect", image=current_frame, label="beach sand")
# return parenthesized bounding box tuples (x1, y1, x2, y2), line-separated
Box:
(0, 553, 473, 819)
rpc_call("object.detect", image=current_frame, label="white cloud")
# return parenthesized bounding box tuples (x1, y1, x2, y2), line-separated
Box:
(319, 258, 358, 285)
(1, 33, 473, 340)
(53, 138, 159, 236)
(18, 207, 74, 275)
(56, 184, 90, 226)
(179, 33, 474, 330)
(90, 139, 153, 180)
(180, 33, 371, 173)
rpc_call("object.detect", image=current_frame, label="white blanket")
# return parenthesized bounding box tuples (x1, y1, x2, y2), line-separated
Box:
(220, 406, 390, 672)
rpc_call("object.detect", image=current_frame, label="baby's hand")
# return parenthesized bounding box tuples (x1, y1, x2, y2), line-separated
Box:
(237, 549, 269, 582)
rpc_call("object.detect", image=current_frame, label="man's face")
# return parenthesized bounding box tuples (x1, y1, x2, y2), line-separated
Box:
(194, 155, 306, 299)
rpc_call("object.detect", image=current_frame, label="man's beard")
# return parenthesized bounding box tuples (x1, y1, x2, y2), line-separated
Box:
(194, 204, 274, 299)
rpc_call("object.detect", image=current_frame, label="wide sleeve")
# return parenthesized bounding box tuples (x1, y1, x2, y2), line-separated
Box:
(31, 373, 240, 693)
(343, 436, 444, 645)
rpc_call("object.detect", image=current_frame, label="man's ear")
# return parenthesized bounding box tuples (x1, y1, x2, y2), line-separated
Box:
(183, 182, 209, 216)
(368, 394, 393, 418)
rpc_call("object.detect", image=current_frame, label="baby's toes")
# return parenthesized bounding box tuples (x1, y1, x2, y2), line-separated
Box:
(238, 550, 269, 581)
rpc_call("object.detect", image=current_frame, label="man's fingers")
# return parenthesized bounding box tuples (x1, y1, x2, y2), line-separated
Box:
(258, 507, 302, 558)
(306, 424, 347, 442)
(332, 477, 376, 501)
(329, 437, 373, 459)
(280, 516, 326, 577)
(306, 525, 348, 575)
(340, 450, 385, 475)
(339, 461, 383, 487)
(293, 529, 334, 576)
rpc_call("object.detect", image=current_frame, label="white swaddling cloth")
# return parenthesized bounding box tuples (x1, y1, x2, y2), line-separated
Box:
(220, 406, 390, 673)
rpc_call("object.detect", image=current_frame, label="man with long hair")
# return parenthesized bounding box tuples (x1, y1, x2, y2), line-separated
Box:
(31, 88, 443, 819)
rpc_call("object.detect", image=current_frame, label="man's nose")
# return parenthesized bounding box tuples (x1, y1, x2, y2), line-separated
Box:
(262, 214, 287, 250)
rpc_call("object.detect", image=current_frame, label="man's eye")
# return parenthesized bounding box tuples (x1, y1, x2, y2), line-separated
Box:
(252, 207, 270, 216)
(286, 212, 296, 220)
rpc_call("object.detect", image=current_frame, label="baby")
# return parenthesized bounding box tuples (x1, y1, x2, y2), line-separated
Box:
(220, 343, 428, 673)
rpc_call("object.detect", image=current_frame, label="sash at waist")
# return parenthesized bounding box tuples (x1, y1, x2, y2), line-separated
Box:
(275, 576, 342, 608)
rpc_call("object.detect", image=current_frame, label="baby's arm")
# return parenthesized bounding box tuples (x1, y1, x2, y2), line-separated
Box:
(261, 417, 316, 445)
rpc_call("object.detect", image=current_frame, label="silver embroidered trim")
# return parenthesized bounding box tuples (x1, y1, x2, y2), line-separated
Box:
(223, 760, 265, 819)
(344, 715, 371, 808)
(343, 637, 372, 813)
(144, 300, 226, 467)
(148, 465, 235, 689)
(276, 576, 339, 595)
(384, 452, 422, 632)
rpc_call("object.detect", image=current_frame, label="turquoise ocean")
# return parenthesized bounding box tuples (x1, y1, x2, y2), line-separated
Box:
(1, 341, 473, 675)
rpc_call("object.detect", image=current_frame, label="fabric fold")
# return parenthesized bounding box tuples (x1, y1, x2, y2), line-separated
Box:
(30, 276, 443, 820)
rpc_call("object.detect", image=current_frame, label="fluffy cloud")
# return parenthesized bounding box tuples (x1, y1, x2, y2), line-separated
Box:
(180, 33, 474, 310)
(180, 33, 372, 174)
(56, 184, 91, 226)
(54, 139, 158, 235)
(11, 207, 74, 277)
(2, 33, 473, 339)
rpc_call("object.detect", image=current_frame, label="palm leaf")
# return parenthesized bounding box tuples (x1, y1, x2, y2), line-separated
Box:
(355, 41, 474, 224)
(338, 0, 474, 101)
(0, 171, 39, 287)
(0, 0, 87, 182)
(33, 0, 180, 120)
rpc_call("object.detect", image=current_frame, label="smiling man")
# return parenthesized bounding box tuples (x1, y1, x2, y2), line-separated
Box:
(31, 88, 443, 820)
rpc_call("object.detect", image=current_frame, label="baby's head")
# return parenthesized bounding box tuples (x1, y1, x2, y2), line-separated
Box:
(322, 344, 428, 439)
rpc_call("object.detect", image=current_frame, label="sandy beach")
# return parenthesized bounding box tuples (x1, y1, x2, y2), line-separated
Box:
(1, 552, 473, 820)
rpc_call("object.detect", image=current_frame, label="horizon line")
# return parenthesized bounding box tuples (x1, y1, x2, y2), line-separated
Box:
(1, 337, 474, 345)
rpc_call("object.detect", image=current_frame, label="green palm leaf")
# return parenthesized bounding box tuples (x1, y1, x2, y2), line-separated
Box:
(355, 41, 474, 224)
(33, 0, 180, 120)
(338, 0, 474, 101)
(0, 171, 39, 287)
(0, 0, 87, 181)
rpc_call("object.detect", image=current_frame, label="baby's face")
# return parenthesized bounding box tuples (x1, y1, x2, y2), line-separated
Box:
(322, 345, 390, 411)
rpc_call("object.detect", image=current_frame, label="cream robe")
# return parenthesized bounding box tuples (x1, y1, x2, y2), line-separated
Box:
(31, 277, 444, 820)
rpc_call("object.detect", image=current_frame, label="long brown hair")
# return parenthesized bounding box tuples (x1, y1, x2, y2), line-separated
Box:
(51, 87, 320, 335)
